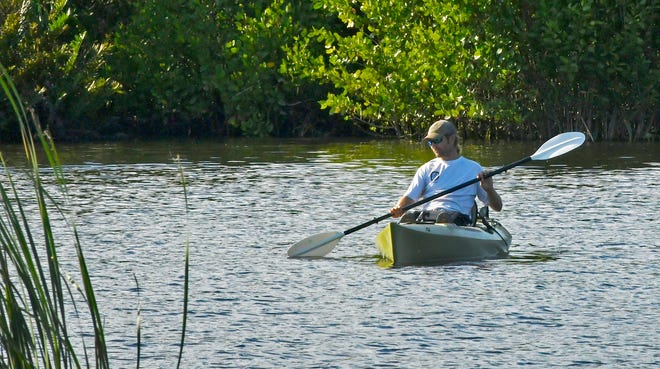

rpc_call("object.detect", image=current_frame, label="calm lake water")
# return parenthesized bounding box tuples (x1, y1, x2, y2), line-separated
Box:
(2, 138, 659, 368)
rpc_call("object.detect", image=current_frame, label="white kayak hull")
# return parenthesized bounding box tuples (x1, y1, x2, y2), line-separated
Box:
(376, 221, 512, 266)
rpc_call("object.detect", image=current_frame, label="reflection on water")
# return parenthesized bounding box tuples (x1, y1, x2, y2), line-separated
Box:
(2, 138, 658, 367)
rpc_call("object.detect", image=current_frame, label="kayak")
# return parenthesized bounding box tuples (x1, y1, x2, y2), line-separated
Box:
(375, 220, 512, 266)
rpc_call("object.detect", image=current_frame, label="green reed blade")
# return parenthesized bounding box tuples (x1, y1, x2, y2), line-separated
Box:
(1, 62, 108, 368)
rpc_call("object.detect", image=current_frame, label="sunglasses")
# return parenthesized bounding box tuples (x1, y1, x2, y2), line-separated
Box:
(427, 136, 446, 147)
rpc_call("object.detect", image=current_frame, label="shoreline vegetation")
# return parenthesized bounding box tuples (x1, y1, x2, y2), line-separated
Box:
(0, 63, 189, 368)
(0, 0, 657, 143)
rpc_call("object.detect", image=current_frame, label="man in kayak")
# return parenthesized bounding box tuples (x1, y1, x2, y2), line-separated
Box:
(389, 119, 503, 226)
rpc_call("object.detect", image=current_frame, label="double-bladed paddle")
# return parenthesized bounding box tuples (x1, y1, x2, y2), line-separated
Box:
(287, 131, 586, 258)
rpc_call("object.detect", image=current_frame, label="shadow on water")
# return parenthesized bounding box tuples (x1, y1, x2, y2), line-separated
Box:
(288, 253, 525, 269)
(378, 258, 518, 269)
(338, 249, 563, 268)
(505, 250, 561, 263)
(370, 254, 516, 269)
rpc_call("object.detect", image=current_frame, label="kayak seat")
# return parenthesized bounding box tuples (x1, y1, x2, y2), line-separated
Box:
(435, 211, 471, 226)
(400, 210, 424, 224)
(399, 209, 471, 226)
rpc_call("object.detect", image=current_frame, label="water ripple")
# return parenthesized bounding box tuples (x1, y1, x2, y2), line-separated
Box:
(7, 140, 657, 368)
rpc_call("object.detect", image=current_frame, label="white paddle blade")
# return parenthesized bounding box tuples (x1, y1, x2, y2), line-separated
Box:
(287, 231, 344, 258)
(531, 132, 586, 161)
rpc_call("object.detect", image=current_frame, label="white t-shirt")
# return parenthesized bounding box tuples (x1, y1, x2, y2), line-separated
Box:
(403, 156, 488, 216)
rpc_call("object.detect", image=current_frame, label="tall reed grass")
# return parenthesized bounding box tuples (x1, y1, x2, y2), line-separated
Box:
(0, 61, 109, 368)
(0, 63, 189, 367)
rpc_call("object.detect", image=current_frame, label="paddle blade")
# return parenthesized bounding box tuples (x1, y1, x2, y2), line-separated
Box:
(531, 132, 586, 161)
(287, 231, 344, 258)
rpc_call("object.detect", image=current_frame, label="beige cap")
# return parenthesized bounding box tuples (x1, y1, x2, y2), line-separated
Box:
(423, 119, 457, 142)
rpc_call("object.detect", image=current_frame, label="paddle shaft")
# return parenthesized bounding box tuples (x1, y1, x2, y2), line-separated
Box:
(341, 156, 532, 236)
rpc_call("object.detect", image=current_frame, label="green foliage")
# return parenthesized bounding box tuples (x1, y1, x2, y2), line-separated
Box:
(111, 0, 321, 138)
(282, 0, 523, 138)
(512, 0, 658, 141)
(110, 0, 223, 137)
(220, 0, 341, 137)
(283, 0, 657, 140)
(221, 0, 289, 136)
(0, 0, 121, 141)
(1, 0, 656, 141)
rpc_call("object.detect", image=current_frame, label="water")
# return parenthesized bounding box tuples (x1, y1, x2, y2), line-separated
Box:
(2, 138, 658, 368)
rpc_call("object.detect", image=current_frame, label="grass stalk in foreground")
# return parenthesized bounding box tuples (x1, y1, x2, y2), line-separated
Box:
(1, 63, 109, 368)
(174, 155, 190, 369)
(1, 63, 190, 368)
